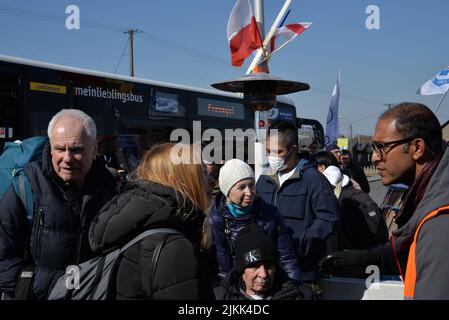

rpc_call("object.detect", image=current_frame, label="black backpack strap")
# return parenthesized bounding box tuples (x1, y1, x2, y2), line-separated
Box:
(140, 232, 179, 299)
(103, 228, 181, 300)
(119, 228, 180, 254)
(113, 228, 180, 299)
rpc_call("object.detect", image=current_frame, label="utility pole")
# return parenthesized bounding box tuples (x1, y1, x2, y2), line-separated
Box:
(124, 29, 141, 77)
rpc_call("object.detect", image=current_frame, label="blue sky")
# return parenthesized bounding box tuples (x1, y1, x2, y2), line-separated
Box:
(1, 0, 449, 136)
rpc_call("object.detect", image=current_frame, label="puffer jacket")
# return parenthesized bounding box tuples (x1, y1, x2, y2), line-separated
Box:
(0, 143, 117, 299)
(89, 179, 215, 300)
(208, 194, 302, 283)
(256, 160, 340, 281)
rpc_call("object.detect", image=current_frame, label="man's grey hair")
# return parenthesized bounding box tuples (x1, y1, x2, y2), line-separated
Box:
(47, 109, 97, 143)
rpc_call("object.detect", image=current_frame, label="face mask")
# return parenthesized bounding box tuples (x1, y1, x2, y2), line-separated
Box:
(227, 202, 253, 218)
(267, 149, 292, 172)
(267, 156, 287, 172)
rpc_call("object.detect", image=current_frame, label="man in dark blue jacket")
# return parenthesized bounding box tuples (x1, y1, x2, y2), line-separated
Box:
(256, 121, 340, 284)
(0, 109, 117, 299)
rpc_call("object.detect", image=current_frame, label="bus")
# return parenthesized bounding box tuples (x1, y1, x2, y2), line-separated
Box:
(0, 55, 323, 170)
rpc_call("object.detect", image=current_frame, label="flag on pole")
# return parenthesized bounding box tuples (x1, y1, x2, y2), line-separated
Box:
(325, 71, 341, 147)
(227, 0, 263, 67)
(269, 22, 312, 53)
(417, 67, 449, 95)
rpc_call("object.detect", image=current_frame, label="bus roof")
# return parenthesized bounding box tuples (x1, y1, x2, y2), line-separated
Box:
(0, 54, 295, 106)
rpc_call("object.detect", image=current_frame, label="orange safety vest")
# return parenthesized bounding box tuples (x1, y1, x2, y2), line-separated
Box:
(403, 204, 449, 299)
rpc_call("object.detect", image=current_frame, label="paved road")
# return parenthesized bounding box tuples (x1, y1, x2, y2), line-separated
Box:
(368, 176, 388, 206)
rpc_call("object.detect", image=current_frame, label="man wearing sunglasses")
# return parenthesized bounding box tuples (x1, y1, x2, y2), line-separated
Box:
(320, 102, 449, 299)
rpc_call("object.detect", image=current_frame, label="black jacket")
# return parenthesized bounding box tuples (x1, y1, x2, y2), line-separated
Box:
(0, 143, 117, 299)
(341, 160, 370, 193)
(338, 184, 389, 250)
(89, 179, 215, 300)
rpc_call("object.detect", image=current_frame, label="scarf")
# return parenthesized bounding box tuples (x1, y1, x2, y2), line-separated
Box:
(395, 152, 443, 228)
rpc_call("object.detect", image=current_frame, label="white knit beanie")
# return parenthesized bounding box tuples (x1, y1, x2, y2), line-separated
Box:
(219, 159, 255, 196)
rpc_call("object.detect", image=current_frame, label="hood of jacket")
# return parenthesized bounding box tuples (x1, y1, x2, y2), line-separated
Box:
(322, 165, 350, 187)
(89, 179, 205, 253)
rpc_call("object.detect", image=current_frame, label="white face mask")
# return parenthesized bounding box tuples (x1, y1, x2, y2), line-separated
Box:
(267, 155, 287, 172)
(269, 147, 295, 172)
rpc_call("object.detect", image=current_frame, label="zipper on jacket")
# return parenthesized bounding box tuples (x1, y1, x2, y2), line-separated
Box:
(273, 184, 280, 207)
(66, 189, 83, 264)
(34, 207, 44, 260)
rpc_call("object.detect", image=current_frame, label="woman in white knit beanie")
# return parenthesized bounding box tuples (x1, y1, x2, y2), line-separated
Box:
(206, 159, 302, 285)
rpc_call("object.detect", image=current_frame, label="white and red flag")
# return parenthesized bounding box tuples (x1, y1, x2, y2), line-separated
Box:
(269, 22, 312, 53)
(227, 0, 263, 67)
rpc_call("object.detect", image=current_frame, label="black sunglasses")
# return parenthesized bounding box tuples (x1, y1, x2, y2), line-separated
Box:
(370, 137, 416, 158)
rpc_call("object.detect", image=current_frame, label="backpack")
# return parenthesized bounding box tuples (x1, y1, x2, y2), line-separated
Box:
(0, 136, 49, 220)
(48, 228, 182, 300)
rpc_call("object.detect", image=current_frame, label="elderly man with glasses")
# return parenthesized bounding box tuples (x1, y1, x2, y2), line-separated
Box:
(320, 102, 449, 300)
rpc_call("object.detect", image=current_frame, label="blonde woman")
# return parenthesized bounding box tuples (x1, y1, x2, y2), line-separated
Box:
(89, 143, 214, 300)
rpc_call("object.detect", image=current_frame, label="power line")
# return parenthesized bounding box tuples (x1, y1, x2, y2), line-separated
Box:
(0, 4, 230, 69)
(310, 86, 389, 106)
(113, 36, 130, 74)
(139, 33, 230, 67)
(0, 4, 123, 32)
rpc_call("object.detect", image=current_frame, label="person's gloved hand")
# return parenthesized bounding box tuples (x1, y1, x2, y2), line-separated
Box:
(271, 282, 305, 300)
(319, 250, 382, 275)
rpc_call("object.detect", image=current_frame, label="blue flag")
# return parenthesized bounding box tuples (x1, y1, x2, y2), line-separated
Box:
(325, 71, 341, 147)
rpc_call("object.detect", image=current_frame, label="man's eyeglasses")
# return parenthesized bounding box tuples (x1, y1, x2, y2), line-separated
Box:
(370, 137, 416, 159)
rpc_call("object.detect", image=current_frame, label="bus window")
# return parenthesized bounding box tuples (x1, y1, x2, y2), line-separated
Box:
(0, 72, 21, 149)
(152, 90, 186, 117)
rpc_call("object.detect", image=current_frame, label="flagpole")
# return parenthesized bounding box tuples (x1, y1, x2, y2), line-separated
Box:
(262, 39, 291, 63)
(245, 0, 293, 75)
(434, 90, 448, 113)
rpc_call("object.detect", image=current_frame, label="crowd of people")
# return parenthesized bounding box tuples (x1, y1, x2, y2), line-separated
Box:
(0, 101, 447, 300)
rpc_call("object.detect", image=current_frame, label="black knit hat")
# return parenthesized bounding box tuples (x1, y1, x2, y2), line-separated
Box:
(325, 143, 340, 152)
(234, 224, 279, 274)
